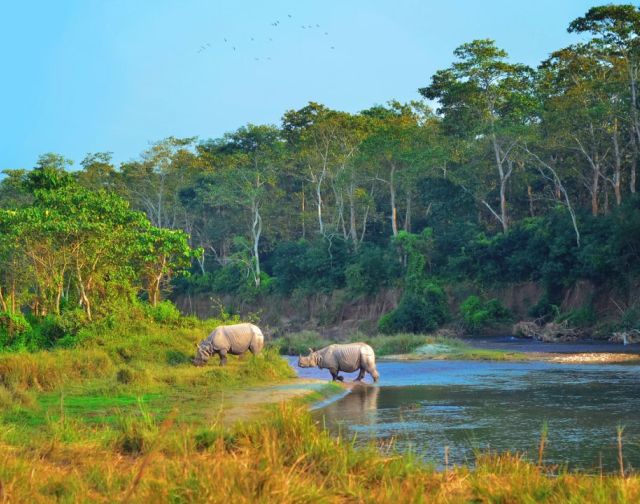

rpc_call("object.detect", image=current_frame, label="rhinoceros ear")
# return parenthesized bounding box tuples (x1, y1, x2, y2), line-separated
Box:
(308, 347, 314, 354)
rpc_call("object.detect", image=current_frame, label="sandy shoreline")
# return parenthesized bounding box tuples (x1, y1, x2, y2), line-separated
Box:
(380, 351, 640, 364)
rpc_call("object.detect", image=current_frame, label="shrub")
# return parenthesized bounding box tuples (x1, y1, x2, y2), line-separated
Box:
(557, 306, 596, 328)
(271, 331, 332, 356)
(460, 295, 510, 333)
(365, 333, 428, 355)
(144, 300, 182, 325)
(0, 311, 32, 348)
(378, 285, 448, 334)
(345, 244, 400, 297)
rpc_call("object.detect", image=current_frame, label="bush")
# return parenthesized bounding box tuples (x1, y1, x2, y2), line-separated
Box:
(460, 295, 510, 333)
(272, 331, 333, 356)
(365, 333, 428, 355)
(144, 300, 182, 325)
(556, 306, 596, 328)
(378, 284, 448, 334)
(0, 311, 32, 348)
(345, 245, 400, 297)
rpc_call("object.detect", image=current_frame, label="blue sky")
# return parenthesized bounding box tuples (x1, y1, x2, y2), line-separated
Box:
(1, 0, 598, 169)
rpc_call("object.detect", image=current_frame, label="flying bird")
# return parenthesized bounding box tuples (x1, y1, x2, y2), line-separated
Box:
(330, 46, 335, 50)
(224, 38, 227, 42)
(324, 32, 328, 35)
(288, 14, 292, 18)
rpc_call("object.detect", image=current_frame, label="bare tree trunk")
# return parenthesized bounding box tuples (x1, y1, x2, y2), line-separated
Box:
(404, 192, 412, 232)
(348, 184, 358, 248)
(301, 187, 306, 239)
(251, 199, 263, 288)
(629, 63, 639, 194)
(499, 177, 509, 232)
(524, 147, 580, 247)
(0, 286, 7, 312)
(612, 121, 622, 206)
(491, 135, 514, 232)
(390, 163, 398, 237)
(528, 185, 535, 217)
(591, 163, 600, 216)
(631, 147, 638, 194)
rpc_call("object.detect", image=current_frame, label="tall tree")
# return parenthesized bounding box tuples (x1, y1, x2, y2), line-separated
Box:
(569, 4, 640, 194)
(420, 40, 536, 231)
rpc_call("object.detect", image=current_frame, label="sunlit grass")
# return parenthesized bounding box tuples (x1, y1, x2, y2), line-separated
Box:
(0, 404, 637, 503)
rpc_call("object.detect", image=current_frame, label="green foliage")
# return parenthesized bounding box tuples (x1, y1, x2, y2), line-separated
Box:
(269, 239, 349, 296)
(345, 244, 401, 297)
(144, 300, 182, 325)
(378, 287, 448, 334)
(0, 312, 31, 346)
(556, 307, 596, 329)
(272, 331, 333, 356)
(379, 230, 448, 334)
(363, 333, 428, 355)
(460, 295, 510, 333)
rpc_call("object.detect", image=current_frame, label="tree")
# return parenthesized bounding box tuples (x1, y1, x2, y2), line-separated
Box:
(420, 40, 537, 231)
(360, 102, 446, 238)
(569, 4, 640, 194)
(198, 125, 283, 287)
(120, 137, 198, 229)
(78, 152, 118, 191)
(539, 43, 623, 215)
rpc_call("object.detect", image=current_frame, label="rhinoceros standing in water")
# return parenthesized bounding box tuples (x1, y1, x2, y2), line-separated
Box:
(298, 342, 379, 382)
(192, 323, 264, 366)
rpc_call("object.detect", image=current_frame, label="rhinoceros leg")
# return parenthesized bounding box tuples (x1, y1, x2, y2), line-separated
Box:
(354, 368, 365, 382)
(329, 368, 343, 381)
(218, 349, 228, 366)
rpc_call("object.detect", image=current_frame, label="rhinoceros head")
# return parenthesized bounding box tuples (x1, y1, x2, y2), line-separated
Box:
(192, 342, 211, 366)
(297, 348, 317, 368)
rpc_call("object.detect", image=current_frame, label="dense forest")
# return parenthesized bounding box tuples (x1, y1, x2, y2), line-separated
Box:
(3, 5, 640, 348)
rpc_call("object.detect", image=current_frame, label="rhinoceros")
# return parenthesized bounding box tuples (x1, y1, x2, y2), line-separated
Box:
(298, 342, 379, 382)
(192, 323, 264, 366)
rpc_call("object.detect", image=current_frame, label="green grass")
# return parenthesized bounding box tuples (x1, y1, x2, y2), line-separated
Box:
(0, 403, 637, 502)
(273, 330, 527, 360)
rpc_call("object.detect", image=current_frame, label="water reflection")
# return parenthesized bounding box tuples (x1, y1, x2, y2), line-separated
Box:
(310, 359, 640, 472)
(321, 384, 379, 425)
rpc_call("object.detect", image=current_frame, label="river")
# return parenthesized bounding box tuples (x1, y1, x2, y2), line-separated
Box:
(288, 339, 640, 472)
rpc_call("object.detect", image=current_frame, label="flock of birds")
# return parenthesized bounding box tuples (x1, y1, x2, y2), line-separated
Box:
(196, 13, 335, 60)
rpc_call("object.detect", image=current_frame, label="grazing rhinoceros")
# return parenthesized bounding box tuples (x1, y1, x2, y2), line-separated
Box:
(192, 323, 264, 366)
(298, 342, 379, 383)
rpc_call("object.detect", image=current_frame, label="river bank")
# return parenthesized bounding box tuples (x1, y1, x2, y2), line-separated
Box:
(377, 335, 640, 364)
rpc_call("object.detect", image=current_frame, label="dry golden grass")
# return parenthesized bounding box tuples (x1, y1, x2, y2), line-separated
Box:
(0, 404, 638, 503)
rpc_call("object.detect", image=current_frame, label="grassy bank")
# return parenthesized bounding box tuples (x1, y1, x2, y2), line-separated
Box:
(0, 403, 637, 503)
(274, 331, 527, 360)
(0, 316, 296, 439)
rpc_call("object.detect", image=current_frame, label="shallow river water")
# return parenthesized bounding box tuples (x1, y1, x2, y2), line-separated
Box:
(288, 346, 640, 472)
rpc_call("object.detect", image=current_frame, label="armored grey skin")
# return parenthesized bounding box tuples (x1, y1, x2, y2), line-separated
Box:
(298, 342, 379, 383)
(192, 323, 264, 366)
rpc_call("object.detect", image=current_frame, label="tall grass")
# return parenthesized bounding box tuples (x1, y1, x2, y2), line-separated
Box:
(274, 331, 526, 360)
(0, 404, 637, 503)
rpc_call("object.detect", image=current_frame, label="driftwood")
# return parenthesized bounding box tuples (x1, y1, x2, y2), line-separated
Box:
(513, 320, 581, 342)
(609, 329, 640, 345)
